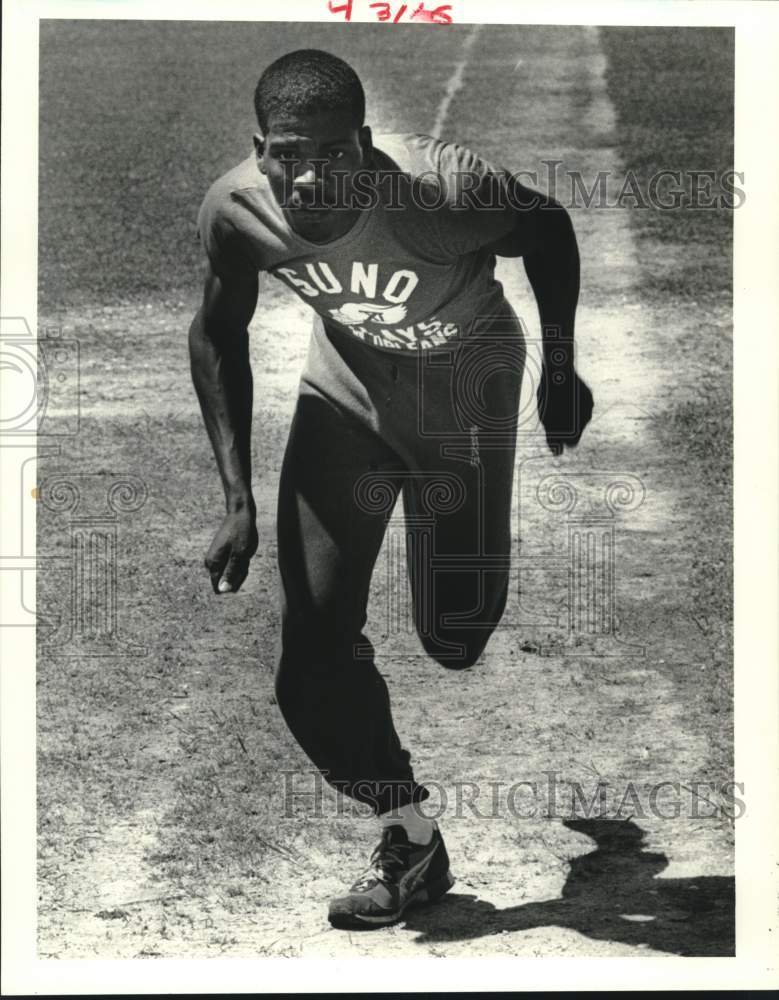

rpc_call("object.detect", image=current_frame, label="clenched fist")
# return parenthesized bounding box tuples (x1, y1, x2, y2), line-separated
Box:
(204, 508, 259, 594)
(537, 369, 594, 456)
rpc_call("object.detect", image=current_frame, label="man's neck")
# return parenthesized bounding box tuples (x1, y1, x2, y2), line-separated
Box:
(286, 205, 364, 245)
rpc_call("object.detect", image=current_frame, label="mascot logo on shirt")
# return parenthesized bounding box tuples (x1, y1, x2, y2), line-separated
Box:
(274, 261, 458, 348)
(328, 301, 408, 326)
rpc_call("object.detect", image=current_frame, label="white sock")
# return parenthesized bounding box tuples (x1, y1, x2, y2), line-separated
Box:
(380, 802, 435, 845)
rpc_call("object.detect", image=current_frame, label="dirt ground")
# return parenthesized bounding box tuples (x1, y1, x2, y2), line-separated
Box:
(36, 24, 734, 958)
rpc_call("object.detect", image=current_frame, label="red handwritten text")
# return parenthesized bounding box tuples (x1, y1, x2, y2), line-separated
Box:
(327, 1, 453, 23)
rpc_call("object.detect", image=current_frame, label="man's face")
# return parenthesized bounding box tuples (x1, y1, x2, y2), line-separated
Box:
(255, 110, 372, 242)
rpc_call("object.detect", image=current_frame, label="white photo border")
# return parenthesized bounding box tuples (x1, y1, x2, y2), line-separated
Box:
(1, 0, 777, 992)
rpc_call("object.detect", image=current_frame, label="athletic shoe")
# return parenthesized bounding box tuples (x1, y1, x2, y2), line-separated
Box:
(327, 823, 455, 929)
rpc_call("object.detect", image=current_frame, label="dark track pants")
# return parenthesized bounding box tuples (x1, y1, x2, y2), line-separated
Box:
(274, 312, 525, 815)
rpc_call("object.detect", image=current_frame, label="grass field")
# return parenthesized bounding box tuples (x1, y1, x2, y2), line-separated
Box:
(37, 22, 734, 958)
(600, 26, 734, 781)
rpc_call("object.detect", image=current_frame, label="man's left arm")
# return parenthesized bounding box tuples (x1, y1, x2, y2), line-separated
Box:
(488, 178, 594, 455)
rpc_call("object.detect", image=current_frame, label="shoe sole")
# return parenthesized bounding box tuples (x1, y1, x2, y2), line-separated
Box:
(328, 870, 456, 930)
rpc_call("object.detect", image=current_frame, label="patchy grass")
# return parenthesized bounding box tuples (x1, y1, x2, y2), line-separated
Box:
(600, 28, 735, 301)
(600, 26, 734, 776)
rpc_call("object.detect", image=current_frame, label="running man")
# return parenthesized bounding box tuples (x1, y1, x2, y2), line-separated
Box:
(190, 49, 593, 929)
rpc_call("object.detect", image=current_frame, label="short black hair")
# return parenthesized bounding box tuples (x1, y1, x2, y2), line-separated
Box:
(254, 49, 365, 132)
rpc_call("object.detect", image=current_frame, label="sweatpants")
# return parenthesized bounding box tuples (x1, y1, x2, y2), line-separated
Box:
(274, 307, 526, 815)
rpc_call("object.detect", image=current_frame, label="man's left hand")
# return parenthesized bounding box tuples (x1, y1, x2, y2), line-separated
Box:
(536, 369, 594, 456)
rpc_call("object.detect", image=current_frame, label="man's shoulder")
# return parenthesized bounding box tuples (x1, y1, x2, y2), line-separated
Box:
(372, 132, 502, 181)
(198, 154, 271, 228)
(197, 154, 285, 273)
(371, 133, 516, 259)
(372, 132, 445, 178)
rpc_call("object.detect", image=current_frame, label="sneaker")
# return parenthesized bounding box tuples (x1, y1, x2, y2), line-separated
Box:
(327, 823, 455, 929)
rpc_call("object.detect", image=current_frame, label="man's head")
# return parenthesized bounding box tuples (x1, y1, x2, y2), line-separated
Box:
(253, 49, 372, 242)
(254, 48, 365, 132)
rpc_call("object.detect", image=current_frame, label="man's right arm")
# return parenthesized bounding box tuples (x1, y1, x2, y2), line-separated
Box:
(189, 261, 260, 594)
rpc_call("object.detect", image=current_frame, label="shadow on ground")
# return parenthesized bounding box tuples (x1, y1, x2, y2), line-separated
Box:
(404, 818, 734, 956)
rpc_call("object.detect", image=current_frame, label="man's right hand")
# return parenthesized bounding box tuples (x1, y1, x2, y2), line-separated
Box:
(204, 507, 259, 594)
(190, 259, 260, 596)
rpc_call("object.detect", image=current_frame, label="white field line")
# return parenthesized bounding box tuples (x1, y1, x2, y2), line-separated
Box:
(496, 25, 670, 478)
(431, 25, 481, 138)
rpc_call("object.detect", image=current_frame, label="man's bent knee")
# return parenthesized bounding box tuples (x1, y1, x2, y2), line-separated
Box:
(419, 626, 495, 670)
(418, 579, 509, 669)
